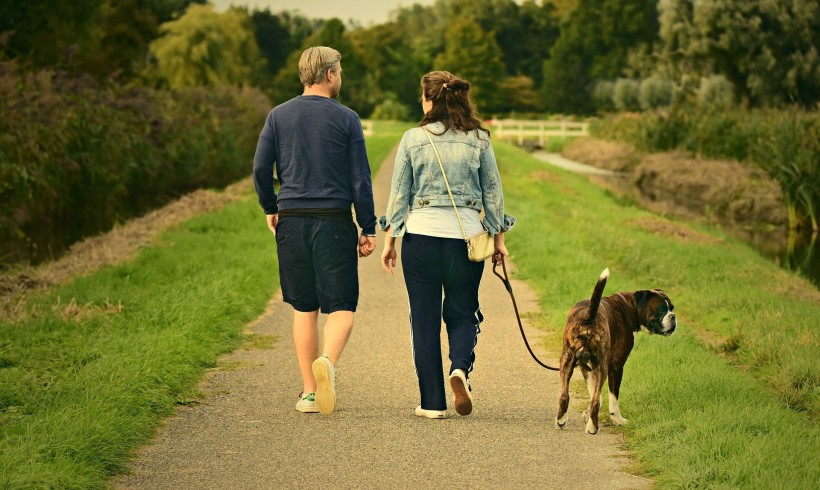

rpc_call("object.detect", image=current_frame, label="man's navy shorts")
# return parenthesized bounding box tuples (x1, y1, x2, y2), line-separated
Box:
(275, 216, 359, 314)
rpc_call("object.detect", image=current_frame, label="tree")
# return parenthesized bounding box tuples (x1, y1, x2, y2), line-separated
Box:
(656, 0, 820, 107)
(350, 22, 430, 119)
(546, 0, 580, 21)
(434, 19, 505, 114)
(269, 19, 372, 115)
(542, 0, 660, 114)
(499, 76, 541, 113)
(250, 9, 292, 84)
(0, 0, 202, 77)
(0, 0, 101, 67)
(148, 4, 262, 88)
(250, 9, 318, 87)
(74, 0, 158, 78)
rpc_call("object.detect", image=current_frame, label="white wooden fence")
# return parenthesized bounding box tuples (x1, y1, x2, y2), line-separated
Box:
(361, 119, 374, 136)
(488, 119, 589, 146)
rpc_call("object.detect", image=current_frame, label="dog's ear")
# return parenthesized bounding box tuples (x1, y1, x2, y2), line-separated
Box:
(634, 290, 653, 311)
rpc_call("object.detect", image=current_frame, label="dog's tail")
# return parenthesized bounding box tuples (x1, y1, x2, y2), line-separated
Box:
(585, 268, 609, 324)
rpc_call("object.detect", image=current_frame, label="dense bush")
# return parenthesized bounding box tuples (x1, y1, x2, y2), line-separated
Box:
(697, 75, 735, 110)
(639, 78, 675, 110)
(370, 98, 412, 121)
(613, 78, 641, 112)
(0, 62, 269, 264)
(592, 81, 615, 112)
(592, 108, 820, 230)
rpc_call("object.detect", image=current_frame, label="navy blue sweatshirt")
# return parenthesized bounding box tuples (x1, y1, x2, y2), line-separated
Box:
(252, 95, 376, 235)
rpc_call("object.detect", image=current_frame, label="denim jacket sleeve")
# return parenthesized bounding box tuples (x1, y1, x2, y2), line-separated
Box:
(378, 132, 413, 236)
(479, 140, 516, 234)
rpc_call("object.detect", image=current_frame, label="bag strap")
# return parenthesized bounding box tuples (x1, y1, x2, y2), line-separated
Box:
(423, 126, 469, 242)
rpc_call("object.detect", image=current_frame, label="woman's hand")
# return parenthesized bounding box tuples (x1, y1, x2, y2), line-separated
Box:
(381, 235, 398, 274)
(492, 232, 509, 263)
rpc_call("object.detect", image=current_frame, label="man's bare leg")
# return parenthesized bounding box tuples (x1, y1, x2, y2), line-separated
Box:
(311, 310, 354, 415)
(293, 309, 319, 394)
(322, 310, 354, 364)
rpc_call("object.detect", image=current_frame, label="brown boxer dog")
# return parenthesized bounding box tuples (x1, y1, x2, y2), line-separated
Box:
(554, 268, 676, 434)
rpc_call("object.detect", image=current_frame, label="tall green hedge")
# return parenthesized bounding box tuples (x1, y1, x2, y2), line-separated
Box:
(0, 62, 270, 264)
(592, 108, 820, 230)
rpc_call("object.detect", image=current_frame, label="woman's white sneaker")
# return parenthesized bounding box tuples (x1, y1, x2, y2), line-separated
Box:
(449, 369, 473, 415)
(415, 405, 447, 419)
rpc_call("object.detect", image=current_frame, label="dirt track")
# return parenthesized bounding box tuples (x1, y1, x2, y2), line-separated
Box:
(115, 148, 651, 489)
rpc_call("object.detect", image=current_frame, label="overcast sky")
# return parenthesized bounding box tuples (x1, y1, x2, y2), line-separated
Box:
(211, 0, 439, 26)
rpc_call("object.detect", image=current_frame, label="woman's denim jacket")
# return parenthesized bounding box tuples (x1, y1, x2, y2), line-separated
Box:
(379, 122, 516, 237)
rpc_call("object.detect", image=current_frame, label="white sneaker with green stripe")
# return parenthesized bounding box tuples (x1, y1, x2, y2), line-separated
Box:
(295, 392, 318, 413)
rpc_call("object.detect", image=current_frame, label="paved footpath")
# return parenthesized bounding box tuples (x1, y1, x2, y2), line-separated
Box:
(116, 148, 651, 489)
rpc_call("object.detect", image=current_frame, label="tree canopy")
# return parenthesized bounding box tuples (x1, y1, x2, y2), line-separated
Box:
(3, 0, 818, 115)
(148, 4, 261, 88)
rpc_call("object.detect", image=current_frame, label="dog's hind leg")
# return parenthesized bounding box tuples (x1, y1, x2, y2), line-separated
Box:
(608, 362, 628, 426)
(554, 351, 575, 429)
(580, 365, 593, 421)
(584, 366, 606, 435)
(580, 365, 594, 399)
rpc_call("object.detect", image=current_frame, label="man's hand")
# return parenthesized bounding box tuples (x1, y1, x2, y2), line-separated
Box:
(266, 214, 279, 235)
(358, 235, 376, 257)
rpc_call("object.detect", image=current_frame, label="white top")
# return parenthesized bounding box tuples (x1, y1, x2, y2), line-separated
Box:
(405, 206, 485, 240)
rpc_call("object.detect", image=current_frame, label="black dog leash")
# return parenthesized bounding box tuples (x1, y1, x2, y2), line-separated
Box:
(492, 256, 559, 371)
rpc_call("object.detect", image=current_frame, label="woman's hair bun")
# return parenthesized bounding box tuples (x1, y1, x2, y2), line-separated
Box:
(448, 78, 470, 92)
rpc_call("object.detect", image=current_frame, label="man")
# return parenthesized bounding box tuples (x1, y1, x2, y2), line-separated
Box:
(252, 46, 376, 416)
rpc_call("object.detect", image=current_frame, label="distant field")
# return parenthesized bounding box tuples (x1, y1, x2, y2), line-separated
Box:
(365, 120, 415, 172)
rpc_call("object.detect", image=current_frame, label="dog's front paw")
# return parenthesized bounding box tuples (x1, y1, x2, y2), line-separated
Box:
(609, 413, 628, 426)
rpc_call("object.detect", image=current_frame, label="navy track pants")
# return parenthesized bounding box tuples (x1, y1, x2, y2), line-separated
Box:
(401, 233, 485, 411)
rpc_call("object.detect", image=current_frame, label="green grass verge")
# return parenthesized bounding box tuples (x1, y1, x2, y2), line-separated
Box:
(495, 141, 820, 487)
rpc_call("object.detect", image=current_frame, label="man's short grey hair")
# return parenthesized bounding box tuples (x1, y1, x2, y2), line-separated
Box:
(299, 46, 342, 86)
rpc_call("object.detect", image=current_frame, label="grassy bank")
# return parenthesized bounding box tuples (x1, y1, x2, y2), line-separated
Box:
(592, 109, 820, 230)
(0, 130, 395, 488)
(0, 193, 279, 488)
(495, 141, 820, 487)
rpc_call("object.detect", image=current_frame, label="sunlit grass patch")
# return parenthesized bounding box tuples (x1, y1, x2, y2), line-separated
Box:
(241, 333, 279, 350)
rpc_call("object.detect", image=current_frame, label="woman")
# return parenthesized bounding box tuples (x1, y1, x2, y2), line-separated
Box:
(379, 71, 515, 419)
